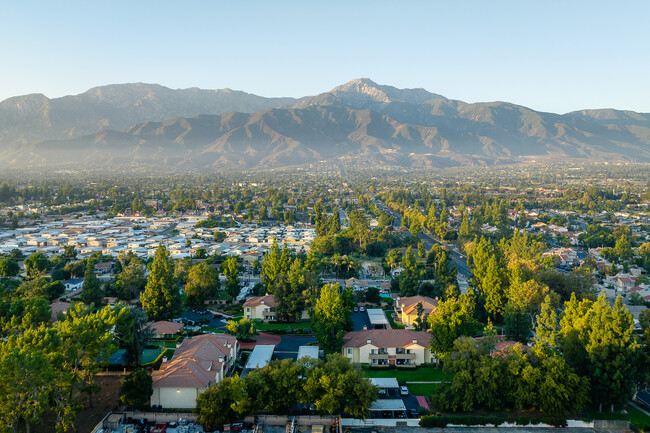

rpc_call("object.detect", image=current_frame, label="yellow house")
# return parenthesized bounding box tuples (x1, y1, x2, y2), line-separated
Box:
(243, 294, 310, 323)
(150, 334, 239, 409)
(342, 329, 433, 367)
(243, 295, 278, 322)
(395, 295, 438, 327)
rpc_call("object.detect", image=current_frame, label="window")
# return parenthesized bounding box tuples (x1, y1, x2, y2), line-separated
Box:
(347, 348, 352, 355)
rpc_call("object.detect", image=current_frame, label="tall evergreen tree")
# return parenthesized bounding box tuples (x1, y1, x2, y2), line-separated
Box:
(140, 244, 181, 321)
(81, 260, 103, 307)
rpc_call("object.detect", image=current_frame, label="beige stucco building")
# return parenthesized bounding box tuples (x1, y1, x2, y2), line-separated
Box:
(150, 333, 239, 409)
(342, 329, 433, 367)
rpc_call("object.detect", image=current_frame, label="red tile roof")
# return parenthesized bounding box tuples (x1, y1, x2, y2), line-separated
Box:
(152, 334, 237, 388)
(342, 329, 431, 348)
(243, 294, 277, 309)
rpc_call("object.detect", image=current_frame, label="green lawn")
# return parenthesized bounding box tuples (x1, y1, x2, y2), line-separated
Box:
(363, 366, 449, 383)
(255, 320, 312, 331)
(202, 327, 225, 333)
(385, 311, 405, 329)
(586, 404, 650, 430)
(407, 382, 440, 397)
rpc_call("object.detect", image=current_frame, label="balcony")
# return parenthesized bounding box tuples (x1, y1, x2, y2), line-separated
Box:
(369, 353, 389, 360)
(396, 353, 416, 360)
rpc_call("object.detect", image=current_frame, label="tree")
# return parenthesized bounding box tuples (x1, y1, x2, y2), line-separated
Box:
(0, 257, 19, 277)
(559, 293, 640, 411)
(303, 354, 377, 418)
(459, 211, 471, 238)
(481, 254, 505, 320)
(196, 375, 246, 429)
(261, 239, 282, 287)
(114, 308, 152, 366)
(0, 345, 54, 433)
(185, 262, 219, 304)
(115, 260, 146, 300)
(428, 289, 478, 361)
(313, 284, 347, 354)
(242, 359, 308, 414)
(119, 369, 152, 410)
(24, 252, 50, 277)
(221, 256, 240, 299)
(226, 318, 256, 341)
(140, 244, 181, 321)
(503, 303, 531, 343)
(81, 260, 103, 307)
(365, 286, 381, 304)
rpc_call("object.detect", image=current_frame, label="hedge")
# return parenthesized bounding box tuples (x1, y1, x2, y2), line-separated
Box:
(420, 415, 568, 428)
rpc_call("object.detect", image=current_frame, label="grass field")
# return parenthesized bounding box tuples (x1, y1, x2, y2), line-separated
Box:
(407, 382, 440, 397)
(363, 366, 449, 382)
(255, 320, 312, 331)
(586, 404, 650, 430)
(385, 311, 405, 329)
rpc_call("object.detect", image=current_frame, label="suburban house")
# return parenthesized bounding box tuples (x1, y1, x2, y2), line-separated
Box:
(150, 333, 239, 409)
(394, 295, 438, 327)
(150, 320, 184, 339)
(243, 295, 277, 322)
(342, 329, 433, 367)
(243, 294, 309, 322)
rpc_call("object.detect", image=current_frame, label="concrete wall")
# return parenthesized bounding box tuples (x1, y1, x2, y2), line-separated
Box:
(150, 386, 206, 409)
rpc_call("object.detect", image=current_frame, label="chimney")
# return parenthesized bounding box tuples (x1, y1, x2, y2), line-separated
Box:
(363, 325, 368, 330)
(366, 338, 372, 344)
(219, 357, 224, 363)
(227, 341, 232, 348)
(261, 300, 265, 305)
(412, 339, 418, 344)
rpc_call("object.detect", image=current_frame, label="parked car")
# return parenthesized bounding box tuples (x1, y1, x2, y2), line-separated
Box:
(353, 307, 359, 313)
(400, 385, 409, 396)
(359, 306, 365, 312)
(212, 313, 222, 319)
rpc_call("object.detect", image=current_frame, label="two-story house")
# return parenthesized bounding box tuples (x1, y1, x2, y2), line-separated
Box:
(243, 295, 278, 322)
(394, 295, 438, 328)
(243, 294, 309, 322)
(150, 333, 239, 409)
(342, 329, 433, 367)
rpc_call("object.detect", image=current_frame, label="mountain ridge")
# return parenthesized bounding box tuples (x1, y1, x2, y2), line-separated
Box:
(1, 79, 649, 169)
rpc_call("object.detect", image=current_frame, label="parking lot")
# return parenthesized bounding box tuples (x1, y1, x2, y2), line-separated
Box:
(179, 308, 228, 329)
(352, 308, 371, 331)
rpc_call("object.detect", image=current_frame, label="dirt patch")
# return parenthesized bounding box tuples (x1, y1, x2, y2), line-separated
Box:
(31, 375, 124, 433)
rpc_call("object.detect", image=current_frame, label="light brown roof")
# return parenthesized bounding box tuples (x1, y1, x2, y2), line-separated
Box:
(243, 294, 277, 309)
(152, 334, 238, 388)
(50, 301, 72, 322)
(398, 296, 438, 316)
(150, 320, 184, 335)
(342, 329, 431, 349)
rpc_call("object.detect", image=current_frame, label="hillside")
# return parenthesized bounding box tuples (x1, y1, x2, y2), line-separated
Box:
(1, 79, 649, 168)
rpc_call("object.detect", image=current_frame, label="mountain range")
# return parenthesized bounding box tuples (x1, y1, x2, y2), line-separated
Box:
(1, 78, 649, 169)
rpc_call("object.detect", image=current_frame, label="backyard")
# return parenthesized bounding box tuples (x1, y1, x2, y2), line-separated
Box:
(363, 366, 448, 396)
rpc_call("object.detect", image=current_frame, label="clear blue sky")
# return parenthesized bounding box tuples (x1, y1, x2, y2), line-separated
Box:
(1, 0, 649, 114)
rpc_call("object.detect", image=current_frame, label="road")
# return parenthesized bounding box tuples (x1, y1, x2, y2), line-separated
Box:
(340, 166, 471, 279)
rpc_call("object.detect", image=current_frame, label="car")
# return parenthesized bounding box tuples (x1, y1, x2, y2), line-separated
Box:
(353, 307, 359, 313)
(212, 313, 222, 319)
(359, 306, 365, 312)
(399, 385, 409, 396)
(378, 388, 387, 396)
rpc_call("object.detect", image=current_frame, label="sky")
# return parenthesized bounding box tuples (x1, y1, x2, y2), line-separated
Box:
(1, 1, 649, 114)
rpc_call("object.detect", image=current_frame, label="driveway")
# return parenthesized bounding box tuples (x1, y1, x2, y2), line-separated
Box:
(352, 309, 371, 331)
(180, 308, 228, 329)
(272, 335, 317, 361)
